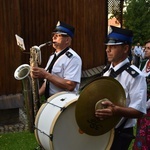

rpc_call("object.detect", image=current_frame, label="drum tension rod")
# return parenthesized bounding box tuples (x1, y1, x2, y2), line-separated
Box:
(47, 102, 66, 112)
(34, 126, 53, 141)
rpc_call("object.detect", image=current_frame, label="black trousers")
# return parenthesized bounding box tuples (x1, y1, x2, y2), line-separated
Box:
(110, 127, 134, 150)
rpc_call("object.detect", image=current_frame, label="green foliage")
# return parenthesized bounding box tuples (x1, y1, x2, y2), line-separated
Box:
(0, 131, 38, 150)
(123, 0, 150, 45)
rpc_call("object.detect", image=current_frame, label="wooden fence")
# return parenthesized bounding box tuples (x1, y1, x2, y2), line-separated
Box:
(0, 0, 107, 95)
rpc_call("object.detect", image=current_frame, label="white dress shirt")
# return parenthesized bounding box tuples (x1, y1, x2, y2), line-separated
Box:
(103, 58, 147, 128)
(134, 46, 143, 56)
(45, 48, 82, 95)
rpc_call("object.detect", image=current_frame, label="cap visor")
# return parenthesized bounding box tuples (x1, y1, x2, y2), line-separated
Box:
(105, 39, 124, 45)
(105, 42, 124, 45)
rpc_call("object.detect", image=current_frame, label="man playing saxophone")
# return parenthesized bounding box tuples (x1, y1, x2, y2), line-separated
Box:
(31, 21, 82, 99)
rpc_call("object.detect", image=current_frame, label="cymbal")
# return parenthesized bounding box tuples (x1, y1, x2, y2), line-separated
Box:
(75, 77, 126, 136)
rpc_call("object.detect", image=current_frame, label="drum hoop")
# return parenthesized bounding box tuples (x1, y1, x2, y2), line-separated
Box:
(35, 92, 75, 147)
(105, 129, 114, 150)
(34, 103, 47, 147)
(35, 91, 79, 149)
(50, 98, 78, 149)
(47, 91, 74, 102)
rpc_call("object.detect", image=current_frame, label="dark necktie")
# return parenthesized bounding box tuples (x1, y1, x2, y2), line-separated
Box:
(109, 68, 117, 78)
(47, 54, 57, 72)
(44, 47, 69, 99)
(45, 54, 57, 99)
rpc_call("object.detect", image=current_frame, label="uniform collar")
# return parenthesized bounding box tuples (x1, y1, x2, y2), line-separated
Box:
(109, 58, 130, 71)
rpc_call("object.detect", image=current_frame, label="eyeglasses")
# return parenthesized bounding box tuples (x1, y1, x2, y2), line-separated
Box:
(52, 34, 68, 38)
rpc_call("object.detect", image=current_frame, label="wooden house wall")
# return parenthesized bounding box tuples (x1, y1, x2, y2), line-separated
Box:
(0, 0, 107, 95)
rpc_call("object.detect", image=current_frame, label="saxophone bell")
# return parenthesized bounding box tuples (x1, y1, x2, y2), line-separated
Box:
(14, 64, 30, 80)
(14, 64, 34, 132)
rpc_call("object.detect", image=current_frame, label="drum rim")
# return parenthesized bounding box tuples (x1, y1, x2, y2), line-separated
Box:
(105, 129, 114, 150)
(34, 91, 79, 149)
(34, 92, 71, 147)
(34, 103, 47, 147)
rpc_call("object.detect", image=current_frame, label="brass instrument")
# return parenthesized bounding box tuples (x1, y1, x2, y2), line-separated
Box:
(14, 41, 53, 132)
(75, 77, 126, 136)
(14, 64, 34, 132)
(30, 41, 53, 116)
(30, 46, 41, 118)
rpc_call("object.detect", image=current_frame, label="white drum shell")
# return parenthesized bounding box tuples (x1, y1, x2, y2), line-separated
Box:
(35, 92, 114, 150)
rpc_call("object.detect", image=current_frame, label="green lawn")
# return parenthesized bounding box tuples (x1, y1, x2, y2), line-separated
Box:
(0, 131, 38, 150)
(0, 130, 134, 150)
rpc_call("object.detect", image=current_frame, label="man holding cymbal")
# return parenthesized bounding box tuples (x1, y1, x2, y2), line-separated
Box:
(95, 26, 147, 150)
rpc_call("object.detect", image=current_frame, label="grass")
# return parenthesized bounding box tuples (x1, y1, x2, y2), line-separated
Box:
(0, 130, 134, 150)
(0, 131, 38, 150)
(129, 140, 134, 150)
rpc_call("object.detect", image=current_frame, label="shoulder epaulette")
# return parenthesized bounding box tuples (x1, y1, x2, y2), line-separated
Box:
(125, 66, 139, 78)
(66, 51, 73, 58)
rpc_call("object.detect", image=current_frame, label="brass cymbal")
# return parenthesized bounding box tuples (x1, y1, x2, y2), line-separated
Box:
(75, 77, 126, 136)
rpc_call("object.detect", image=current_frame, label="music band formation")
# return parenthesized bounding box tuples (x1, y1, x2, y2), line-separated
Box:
(15, 21, 150, 150)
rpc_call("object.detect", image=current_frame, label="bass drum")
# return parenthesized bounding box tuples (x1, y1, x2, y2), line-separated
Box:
(34, 92, 114, 150)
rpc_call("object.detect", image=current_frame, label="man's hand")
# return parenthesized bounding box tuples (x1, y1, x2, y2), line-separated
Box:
(95, 99, 116, 120)
(30, 67, 48, 79)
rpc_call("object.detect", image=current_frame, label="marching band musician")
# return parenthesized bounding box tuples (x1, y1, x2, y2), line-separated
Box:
(31, 21, 82, 99)
(95, 26, 147, 150)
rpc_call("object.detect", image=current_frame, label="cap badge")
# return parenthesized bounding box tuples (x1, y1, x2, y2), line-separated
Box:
(131, 71, 136, 75)
(108, 26, 113, 35)
(56, 21, 60, 27)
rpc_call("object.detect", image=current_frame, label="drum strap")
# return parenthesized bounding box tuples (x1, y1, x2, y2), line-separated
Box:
(80, 63, 132, 91)
(46, 47, 69, 72)
(107, 63, 139, 78)
(116, 118, 128, 131)
(45, 47, 69, 99)
(109, 63, 130, 78)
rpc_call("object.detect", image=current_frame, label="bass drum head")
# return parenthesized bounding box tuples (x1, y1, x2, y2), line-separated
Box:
(35, 92, 114, 150)
(52, 101, 114, 150)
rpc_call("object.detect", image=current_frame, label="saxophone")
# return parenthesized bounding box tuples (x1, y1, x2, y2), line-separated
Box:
(14, 41, 53, 132)
(30, 46, 41, 117)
